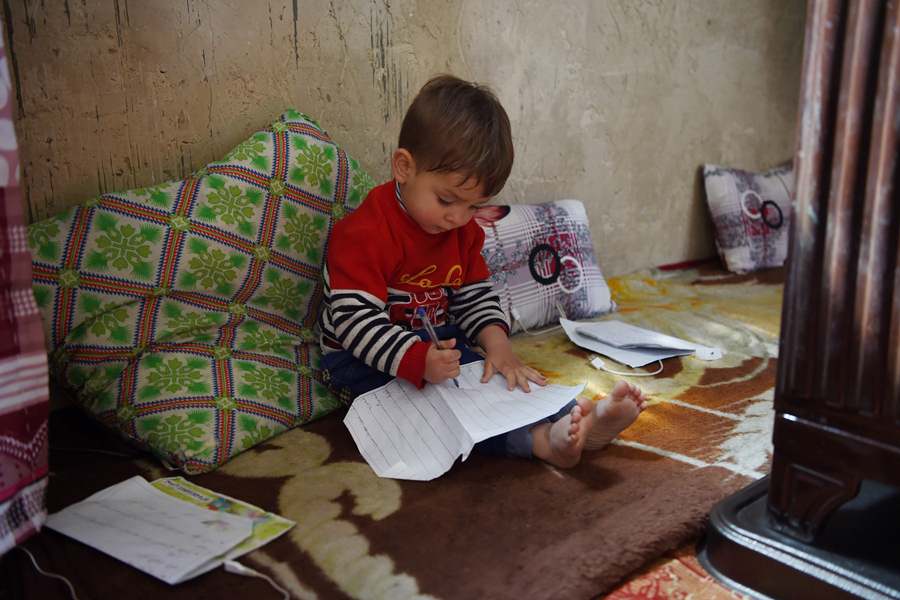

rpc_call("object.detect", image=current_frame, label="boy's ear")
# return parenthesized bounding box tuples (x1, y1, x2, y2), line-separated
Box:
(391, 149, 416, 183)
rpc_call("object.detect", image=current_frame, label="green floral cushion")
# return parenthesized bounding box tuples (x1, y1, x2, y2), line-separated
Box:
(28, 109, 376, 473)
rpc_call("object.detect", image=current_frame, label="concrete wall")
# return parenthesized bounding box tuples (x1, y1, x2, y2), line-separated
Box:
(6, 0, 805, 276)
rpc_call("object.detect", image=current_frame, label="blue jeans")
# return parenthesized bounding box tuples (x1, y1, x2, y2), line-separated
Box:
(322, 324, 576, 458)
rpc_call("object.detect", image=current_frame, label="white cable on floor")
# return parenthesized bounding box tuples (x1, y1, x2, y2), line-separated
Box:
(51, 445, 141, 458)
(515, 318, 562, 336)
(589, 356, 664, 377)
(19, 542, 291, 599)
(17, 546, 80, 600)
(510, 306, 563, 336)
(224, 559, 290, 599)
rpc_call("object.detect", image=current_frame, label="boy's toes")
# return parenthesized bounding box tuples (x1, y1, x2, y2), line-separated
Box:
(637, 392, 649, 409)
(610, 380, 630, 399)
(568, 419, 581, 437)
(570, 405, 583, 424)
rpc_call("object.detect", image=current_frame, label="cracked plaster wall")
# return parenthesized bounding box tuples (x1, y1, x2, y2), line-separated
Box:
(7, 0, 804, 276)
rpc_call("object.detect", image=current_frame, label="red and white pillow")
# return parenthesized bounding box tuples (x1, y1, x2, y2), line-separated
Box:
(702, 162, 794, 274)
(476, 200, 614, 334)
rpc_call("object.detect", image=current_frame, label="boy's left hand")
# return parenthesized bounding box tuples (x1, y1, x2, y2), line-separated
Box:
(481, 343, 547, 392)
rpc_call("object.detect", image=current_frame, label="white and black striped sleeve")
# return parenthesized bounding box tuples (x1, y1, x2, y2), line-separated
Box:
(447, 279, 508, 342)
(325, 285, 423, 377)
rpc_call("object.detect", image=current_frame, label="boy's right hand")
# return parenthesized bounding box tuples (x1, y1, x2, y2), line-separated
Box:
(424, 339, 461, 384)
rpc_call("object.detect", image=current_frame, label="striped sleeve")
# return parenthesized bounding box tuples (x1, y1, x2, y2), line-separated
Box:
(447, 278, 508, 342)
(321, 268, 430, 385)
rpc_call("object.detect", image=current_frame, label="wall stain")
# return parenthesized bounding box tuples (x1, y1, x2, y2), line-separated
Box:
(178, 145, 193, 180)
(44, 167, 55, 222)
(95, 166, 105, 197)
(607, 3, 623, 42)
(112, 0, 123, 46)
(266, 0, 275, 48)
(291, 0, 299, 67)
(328, 0, 347, 45)
(21, 0, 36, 39)
(1, 0, 26, 117)
(369, 1, 405, 123)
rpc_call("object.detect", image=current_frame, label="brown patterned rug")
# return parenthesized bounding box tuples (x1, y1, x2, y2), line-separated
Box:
(2, 265, 783, 600)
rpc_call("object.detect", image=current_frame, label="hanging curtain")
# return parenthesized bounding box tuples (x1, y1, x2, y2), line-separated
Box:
(0, 21, 50, 555)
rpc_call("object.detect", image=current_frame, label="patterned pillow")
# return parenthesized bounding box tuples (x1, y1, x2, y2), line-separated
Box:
(27, 109, 375, 473)
(702, 162, 794, 274)
(476, 200, 613, 334)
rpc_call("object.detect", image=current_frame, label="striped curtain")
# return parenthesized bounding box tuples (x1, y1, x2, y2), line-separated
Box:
(0, 22, 50, 555)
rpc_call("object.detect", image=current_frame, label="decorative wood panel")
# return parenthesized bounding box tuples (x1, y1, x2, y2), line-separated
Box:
(770, 0, 900, 541)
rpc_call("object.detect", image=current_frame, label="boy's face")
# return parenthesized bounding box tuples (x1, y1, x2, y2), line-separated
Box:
(393, 150, 491, 235)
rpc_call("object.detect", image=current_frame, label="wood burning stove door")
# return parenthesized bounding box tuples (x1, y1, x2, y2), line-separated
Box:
(769, 0, 900, 543)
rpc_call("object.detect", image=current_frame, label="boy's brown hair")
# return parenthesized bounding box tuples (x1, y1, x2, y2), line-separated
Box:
(398, 75, 513, 197)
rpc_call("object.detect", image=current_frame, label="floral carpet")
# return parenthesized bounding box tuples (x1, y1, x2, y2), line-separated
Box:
(607, 545, 746, 599)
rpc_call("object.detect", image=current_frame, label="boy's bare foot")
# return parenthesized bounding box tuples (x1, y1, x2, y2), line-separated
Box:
(584, 380, 646, 451)
(532, 398, 596, 468)
(532, 381, 646, 468)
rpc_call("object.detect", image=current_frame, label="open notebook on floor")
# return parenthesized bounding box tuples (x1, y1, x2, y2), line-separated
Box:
(344, 361, 585, 481)
(560, 318, 723, 368)
(44, 476, 294, 585)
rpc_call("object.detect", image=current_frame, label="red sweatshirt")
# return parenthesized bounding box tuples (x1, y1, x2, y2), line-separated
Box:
(319, 180, 507, 386)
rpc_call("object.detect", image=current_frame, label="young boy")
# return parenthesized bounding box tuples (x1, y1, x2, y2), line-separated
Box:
(320, 75, 645, 469)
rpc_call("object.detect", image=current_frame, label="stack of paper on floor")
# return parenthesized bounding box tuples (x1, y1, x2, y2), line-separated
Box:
(560, 318, 723, 368)
(344, 361, 584, 481)
(44, 476, 294, 584)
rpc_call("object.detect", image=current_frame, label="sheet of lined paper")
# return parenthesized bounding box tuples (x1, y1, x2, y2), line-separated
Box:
(344, 362, 584, 480)
(45, 476, 254, 584)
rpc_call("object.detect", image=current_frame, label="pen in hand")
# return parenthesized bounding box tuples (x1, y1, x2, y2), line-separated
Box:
(416, 307, 460, 388)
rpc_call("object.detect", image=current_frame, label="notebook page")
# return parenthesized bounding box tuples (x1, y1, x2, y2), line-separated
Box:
(577, 320, 697, 350)
(562, 318, 723, 364)
(45, 476, 254, 585)
(560, 318, 693, 367)
(344, 362, 585, 480)
(344, 377, 471, 481)
(437, 363, 584, 443)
